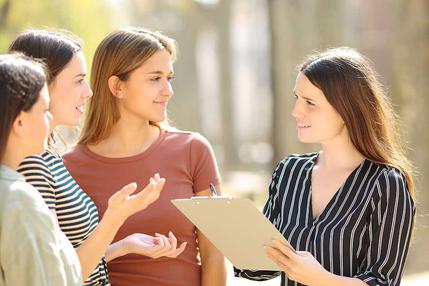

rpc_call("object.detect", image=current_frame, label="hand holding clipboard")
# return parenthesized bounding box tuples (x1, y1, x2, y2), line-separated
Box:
(171, 186, 294, 271)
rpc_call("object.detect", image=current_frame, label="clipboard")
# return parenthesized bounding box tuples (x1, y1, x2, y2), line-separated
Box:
(171, 196, 294, 271)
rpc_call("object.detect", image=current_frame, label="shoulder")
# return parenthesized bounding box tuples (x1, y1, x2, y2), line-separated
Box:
(371, 163, 414, 206)
(274, 152, 318, 174)
(62, 144, 87, 163)
(3, 180, 48, 212)
(18, 152, 53, 176)
(163, 129, 212, 148)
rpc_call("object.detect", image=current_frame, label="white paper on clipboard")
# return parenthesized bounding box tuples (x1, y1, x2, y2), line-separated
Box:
(171, 196, 294, 271)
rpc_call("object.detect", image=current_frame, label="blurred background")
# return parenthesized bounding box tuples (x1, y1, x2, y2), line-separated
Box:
(1, 0, 428, 284)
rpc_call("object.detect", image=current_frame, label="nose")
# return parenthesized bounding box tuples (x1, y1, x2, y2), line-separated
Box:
(163, 79, 174, 98)
(84, 79, 93, 98)
(291, 99, 301, 119)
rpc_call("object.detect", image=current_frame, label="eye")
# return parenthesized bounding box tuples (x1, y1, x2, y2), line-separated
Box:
(151, 76, 161, 81)
(306, 100, 316, 106)
(167, 75, 175, 82)
(76, 78, 84, 85)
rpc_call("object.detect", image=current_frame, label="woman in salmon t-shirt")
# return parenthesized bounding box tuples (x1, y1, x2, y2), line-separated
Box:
(63, 28, 226, 286)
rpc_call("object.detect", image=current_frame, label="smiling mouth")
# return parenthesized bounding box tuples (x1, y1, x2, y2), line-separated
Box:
(76, 106, 84, 113)
(298, 123, 311, 127)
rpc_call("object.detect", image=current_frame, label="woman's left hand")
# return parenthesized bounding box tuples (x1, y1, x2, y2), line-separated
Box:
(122, 232, 187, 259)
(265, 240, 329, 285)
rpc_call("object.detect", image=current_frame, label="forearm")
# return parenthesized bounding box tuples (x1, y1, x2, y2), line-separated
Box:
(315, 271, 368, 286)
(75, 214, 123, 281)
(201, 250, 226, 286)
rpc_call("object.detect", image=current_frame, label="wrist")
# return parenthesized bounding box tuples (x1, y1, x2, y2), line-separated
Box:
(117, 239, 130, 256)
(106, 239, 129, 262)
(314, 269, 335, 286)
(101, 209, 125, 229)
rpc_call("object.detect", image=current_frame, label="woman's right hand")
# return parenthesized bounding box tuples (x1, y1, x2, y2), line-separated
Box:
(122, 232, 187, 259)
(104, 173, 165, 225)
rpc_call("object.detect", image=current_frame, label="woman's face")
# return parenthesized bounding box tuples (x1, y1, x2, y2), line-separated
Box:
(291, 72, 346, 145)
(48, 51, 92, 127)
(20, 85, 52, 155)
(116, 49, 174, 123)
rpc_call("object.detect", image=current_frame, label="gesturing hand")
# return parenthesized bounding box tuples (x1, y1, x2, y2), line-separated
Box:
(122, 232, 187, 259)
(105, 173, 165, 225)
(265, 240, 329, 285)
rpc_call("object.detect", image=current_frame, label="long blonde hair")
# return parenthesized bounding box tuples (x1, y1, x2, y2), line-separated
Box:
(79, 28, 176, 145)
(300, 47, 415, 198)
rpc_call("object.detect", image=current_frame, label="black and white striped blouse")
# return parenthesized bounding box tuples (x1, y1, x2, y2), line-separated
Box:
(18, 148, 110, 286)
(235, 153, 415, 286)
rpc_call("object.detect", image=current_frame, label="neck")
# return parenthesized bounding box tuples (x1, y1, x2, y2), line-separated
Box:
(2, 146, 25, 170)
(90, 114, 160, 157)
(318, 132, 364, 170)
(111, 116, 155, 146)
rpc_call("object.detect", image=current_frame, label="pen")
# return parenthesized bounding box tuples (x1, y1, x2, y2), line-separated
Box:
(209, 183, 217, 197)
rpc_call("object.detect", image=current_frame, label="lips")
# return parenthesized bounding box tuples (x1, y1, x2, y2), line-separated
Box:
(297, 123, 311, 128)
(153, 101, 168, 106)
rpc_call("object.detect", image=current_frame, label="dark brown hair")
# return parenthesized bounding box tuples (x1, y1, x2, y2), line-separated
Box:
(9, 29, 82, 83)
(0, 53, 47, 161)
(300, 47, 414, 198)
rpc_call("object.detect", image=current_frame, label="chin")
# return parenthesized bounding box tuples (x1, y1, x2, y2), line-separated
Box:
(297, 135, 315, 144)
(152, 114, 166, 122)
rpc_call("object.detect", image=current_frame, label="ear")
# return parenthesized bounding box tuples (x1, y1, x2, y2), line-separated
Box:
(108, 75, 124, 99)
(11, 112, 26, 137)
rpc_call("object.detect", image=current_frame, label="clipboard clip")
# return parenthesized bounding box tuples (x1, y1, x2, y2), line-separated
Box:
(209, 183, 217, 197)
(189, 184, 230, 200)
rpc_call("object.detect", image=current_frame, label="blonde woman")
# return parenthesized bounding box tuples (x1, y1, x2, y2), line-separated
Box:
(63, 28, 226, 286)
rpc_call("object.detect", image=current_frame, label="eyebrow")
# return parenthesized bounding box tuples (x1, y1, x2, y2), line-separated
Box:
(73, 73, 86, 78)
(146, 70, 174, 75)
(294, 92, 317, 102)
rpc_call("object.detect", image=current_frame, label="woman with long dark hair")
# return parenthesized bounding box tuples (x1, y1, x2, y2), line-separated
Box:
(236, 47, 415, 286)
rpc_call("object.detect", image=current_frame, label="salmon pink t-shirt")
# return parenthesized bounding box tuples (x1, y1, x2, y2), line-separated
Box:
(63, 129, 221, 286)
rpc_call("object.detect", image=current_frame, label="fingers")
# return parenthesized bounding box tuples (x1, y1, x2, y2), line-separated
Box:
(109, 182, 137, 204)
(176, 241, 187, 256)
(272, 240, 295, 255)
(153, 232, 187, 258)
(168, 231, 178, 250)
(265, 245, 290, 267)
(118, 182, 138, 196)
(139, 176, 165, 206)
(155, 233, 171, 249)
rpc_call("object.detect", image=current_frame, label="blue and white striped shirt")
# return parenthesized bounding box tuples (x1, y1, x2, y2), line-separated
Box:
(18, 148, 110, 286)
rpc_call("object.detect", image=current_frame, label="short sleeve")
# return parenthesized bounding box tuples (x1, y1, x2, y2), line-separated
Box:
(354, 168, 415, 286)
(263, 161, 284, 226)
(189, 133, 221, 192)
(17, 155, 56, 210)
(0, 183, 81, 285)
(234, 161, 284, 281)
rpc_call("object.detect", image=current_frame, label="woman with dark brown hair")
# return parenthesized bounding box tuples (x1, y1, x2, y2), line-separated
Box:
(235, 47, 415, 286)
(0, 53, 81, 285)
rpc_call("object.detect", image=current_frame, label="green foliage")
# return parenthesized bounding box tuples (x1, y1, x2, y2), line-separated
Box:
(0, 0, 114, 69)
